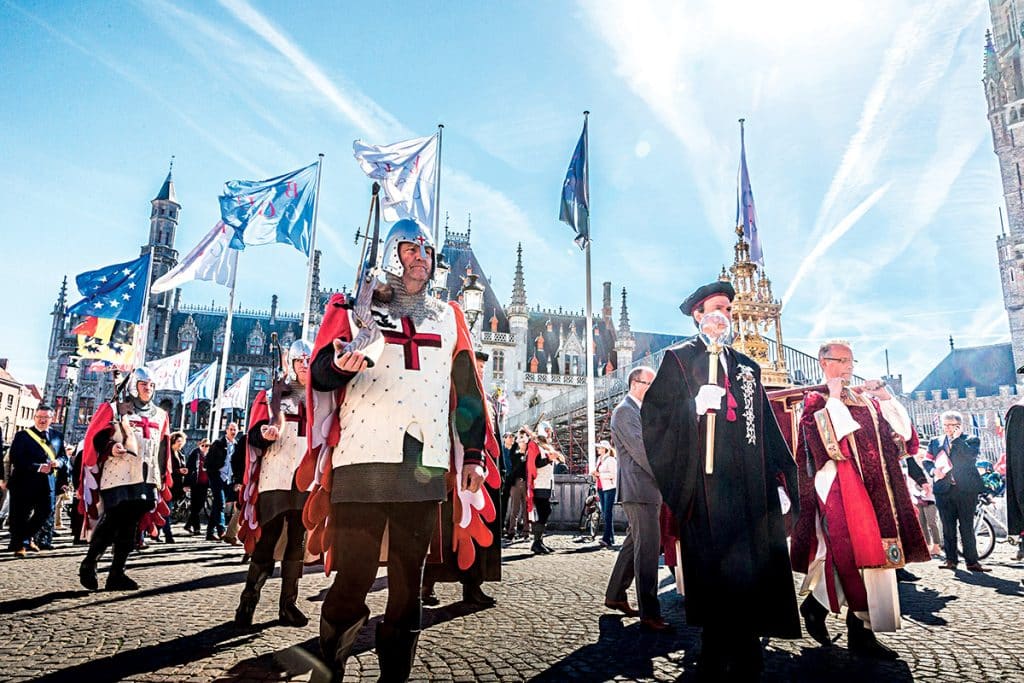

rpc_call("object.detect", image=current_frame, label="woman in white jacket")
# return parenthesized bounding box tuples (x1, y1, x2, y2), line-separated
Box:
(591, 440, 618, 547)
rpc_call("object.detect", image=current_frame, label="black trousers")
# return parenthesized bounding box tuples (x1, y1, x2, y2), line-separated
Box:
(86, 499, 151, 570)
(187, 483, 208, 531)
(322, 501, 438, 631)
(8, 485, 52, 550)
(937, 491, 978, 565)
(252, 508, 306, 565)
(533, 491, 552, 524)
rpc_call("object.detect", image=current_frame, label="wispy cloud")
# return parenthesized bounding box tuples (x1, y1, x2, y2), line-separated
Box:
(217, 0, 405, 143)
(4, 0, 268, 177)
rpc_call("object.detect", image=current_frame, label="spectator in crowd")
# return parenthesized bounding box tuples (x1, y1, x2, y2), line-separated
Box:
(591, 440, 618, 547)
(205, 423, 238, 541)
(5, 405, 63, 557)
(930, 410, 990, 573)
(184, 439, 210, 535)
(503, 433, 527, 541)
(910, 450, 943, 558)
(160, 431, 188, 543)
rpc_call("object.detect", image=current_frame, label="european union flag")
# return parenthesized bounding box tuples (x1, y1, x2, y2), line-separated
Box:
(559, 118, 590, 250)
(67, 252, 151, 324)
(221, 161, 319, 256)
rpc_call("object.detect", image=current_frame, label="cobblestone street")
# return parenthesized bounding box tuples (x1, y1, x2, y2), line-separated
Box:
(1, 527, 1023, 683)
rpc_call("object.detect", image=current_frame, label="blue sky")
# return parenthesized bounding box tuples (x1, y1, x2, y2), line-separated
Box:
(0, 0, 1004, 391)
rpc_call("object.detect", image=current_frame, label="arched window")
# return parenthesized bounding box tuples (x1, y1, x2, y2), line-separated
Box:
(492, 350, 505, 373)
(214, 329, 225, 353)
(253, 370, 269, 390)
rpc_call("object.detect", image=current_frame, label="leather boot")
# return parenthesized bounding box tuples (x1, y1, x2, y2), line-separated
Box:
(278, 560, 308, 627)
(531, 523, 550, 554)
(234, 561, 273, 627)
(376, 621, 420, 682)
(320, 610, 368, 682)
(105, 533, 138, 591)
(846, 610, 898, 660)
(800, 595, 831, 646)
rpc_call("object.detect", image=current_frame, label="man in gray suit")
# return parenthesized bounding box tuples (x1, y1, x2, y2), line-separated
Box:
(604, 366, 669, 631)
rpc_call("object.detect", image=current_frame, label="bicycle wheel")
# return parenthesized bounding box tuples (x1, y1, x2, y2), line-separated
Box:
(962, 514, 996, 561)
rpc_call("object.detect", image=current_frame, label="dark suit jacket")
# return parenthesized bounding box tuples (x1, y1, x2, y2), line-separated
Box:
(611, 394, 661, 505)
(205, 436, 236, 487)
(928, 434, 984, 497)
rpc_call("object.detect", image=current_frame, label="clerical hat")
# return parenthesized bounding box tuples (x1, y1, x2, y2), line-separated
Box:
(475, 350, 490, 362)
(1017, 363, 1024, 375)
(679, 280, 735, 316)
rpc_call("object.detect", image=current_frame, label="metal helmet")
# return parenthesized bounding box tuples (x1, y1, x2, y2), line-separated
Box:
(128, 366, 156, 398)
(286, 339, 313, 381)
(381, 218, 436, 280)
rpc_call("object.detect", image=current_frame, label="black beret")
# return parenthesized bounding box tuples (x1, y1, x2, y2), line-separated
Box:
(475, 350, 490, 362)
(679, 281, 735, 317)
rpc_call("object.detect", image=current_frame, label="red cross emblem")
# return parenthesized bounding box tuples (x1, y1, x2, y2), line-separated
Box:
(382, 317, 442, 371)
(413, 235, 427, 247)
(132, 416, 161, 439)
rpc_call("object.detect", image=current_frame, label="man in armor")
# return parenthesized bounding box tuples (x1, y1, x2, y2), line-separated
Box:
(79, 368, 172, 591)
(234, 339, 313, 628)
(305, 218, 499, 682)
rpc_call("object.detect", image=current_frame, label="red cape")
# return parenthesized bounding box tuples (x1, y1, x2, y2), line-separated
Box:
(237, 389, 271, 554)
(299, 293, 500, 574)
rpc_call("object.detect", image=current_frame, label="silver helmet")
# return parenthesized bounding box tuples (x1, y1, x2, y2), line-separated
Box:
(535, 421, 553, 442)
(381, 219, 436, 280)
(128, 366, 155, 398)
(287, 339, 313, 381)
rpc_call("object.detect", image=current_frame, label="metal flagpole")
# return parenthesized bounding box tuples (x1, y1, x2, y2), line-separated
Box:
(135, 247, 157, 366)
(210, 267, 237, 441)
(302, 154, 326, 342)
(432, 124, 444, 246)
(581, 111, 597, 475)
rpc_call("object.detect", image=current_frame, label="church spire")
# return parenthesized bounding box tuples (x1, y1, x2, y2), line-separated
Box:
(510, 242, 527, 309)
(618, 287, 632, 337)
(53, 275, 68, 314)
(154, 156, 177, 203)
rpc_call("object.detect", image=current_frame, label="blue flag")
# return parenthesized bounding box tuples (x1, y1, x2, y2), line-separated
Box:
(559, 119, 590, 249)
(67, 252, 151, 324)
(736, 121, 764, 266)
(221, 161, 319, 255)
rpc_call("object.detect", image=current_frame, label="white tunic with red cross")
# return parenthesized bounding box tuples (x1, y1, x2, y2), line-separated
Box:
(258, 395, 308, 492)
(99, 407, 169, 490)
(332, 302, 456, 469)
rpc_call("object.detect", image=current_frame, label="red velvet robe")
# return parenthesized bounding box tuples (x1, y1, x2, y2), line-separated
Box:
(790, 391, 929, 613)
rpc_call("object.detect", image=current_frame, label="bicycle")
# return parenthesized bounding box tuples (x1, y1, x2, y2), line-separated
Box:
(961, 494, 1018, 561)
(577, 482, 602, 541)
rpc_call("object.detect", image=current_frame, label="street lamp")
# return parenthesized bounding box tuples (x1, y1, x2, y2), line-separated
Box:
(461, 271, 485, 332)
(432, 252, 451, 300)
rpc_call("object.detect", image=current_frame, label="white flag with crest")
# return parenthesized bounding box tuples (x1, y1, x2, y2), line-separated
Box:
(151, 222, 238, 293)
(143, 348, 192, 393)
(353, 133, 437, 230)
(217, 371, 251, 410)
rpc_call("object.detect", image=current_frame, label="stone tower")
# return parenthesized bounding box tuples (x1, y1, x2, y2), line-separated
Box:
(985, 22, 1024, 371)
(144, 162, 181, 358)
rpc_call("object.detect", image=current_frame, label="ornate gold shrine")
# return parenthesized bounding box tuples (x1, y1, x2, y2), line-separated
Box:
(720, 226, 790, 389)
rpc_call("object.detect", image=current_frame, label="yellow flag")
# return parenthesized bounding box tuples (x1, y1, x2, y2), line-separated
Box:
(74, 316, 136, 367)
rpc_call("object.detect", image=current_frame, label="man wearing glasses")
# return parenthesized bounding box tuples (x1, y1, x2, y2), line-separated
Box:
(791, 340, 930, 660)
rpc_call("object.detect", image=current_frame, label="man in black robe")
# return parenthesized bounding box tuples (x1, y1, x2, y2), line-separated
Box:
(6, 405, 63, 556)
(1004, 364, 1024, 560)
(642, 280, 800, 680)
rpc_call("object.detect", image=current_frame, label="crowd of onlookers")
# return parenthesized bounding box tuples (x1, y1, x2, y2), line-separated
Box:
(0, 409, 254, 558)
